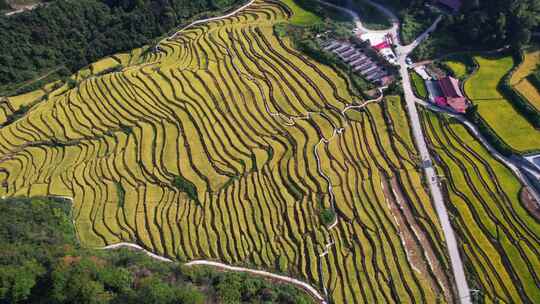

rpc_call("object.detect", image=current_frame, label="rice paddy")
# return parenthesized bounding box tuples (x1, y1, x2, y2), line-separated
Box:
(444, 60, 467, 79)
(510, 48, 540, 111)
(0, 1, 459, 302)
(420, 109, 540, 303)
(3, 0, 540, 302)
(464, 55, 540, 153)
(411, 70, 427, 99)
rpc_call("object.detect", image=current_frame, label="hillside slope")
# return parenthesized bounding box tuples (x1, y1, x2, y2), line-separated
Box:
(0, 1, 454, 303)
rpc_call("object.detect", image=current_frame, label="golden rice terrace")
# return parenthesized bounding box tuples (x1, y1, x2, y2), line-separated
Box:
(0, 1, 538, 303)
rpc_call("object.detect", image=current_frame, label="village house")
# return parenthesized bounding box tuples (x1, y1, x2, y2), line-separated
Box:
(428, 76, 469, 113)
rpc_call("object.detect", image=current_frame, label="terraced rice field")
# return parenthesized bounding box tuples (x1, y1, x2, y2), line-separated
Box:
(411, 70, 427, 99)
(444, 60, 467, 79)
(0, 1, 465, 303)
(510, 48, 540, 111)
(464, 55, 540, 152)
(421, 110, 540, 303)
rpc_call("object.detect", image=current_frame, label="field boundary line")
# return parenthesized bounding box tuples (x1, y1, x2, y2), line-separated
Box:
(417, 100, 540, 205)
(156, 0, 256, 50)
(100, 243, 326, 303)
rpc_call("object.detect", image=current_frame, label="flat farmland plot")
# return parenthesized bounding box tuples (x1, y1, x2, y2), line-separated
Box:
(511, 48, 540, 111)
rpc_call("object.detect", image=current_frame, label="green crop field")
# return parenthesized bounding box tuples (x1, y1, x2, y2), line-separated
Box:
(411, 70, 427, 99)
(421, 110, 540, 303)
(281, 0, 321, 25)
(444, 60, 467, 79)
(465, 56, 513, 100)
(0, 1, 458, 303)
(511, 48, 540, 111)
(464, 55, 540, 152)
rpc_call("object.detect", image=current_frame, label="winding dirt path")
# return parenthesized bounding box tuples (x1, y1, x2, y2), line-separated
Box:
(101, 242, 326, 303)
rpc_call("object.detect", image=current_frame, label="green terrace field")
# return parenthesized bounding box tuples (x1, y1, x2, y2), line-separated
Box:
(510, 47, 540, 111)
(420, 110, 540, 303)
(444, 60, 467, 79)
(411, 70, 427, 99)
(0, 1, 459, 303)
(464, 55, 540, 153)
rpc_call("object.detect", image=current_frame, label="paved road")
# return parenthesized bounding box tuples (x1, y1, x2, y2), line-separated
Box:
(101, 243, 327, 303)
(396, 28, 472, 304)
(397, 15, 443, 55)
(4, 3, 41, 16)
(316, 0, 398, 34)
(157, 0, 255, 49)
(323, 1, 472, 301)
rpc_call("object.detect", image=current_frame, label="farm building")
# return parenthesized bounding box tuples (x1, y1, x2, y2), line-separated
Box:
(426, 76, 469, 113)
(321, 39, 392, 85)
(438, 76, 468, 113)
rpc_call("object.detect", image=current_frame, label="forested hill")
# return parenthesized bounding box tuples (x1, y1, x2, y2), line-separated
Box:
(0, 0, 241, 92)
(448, 0, 540, 48)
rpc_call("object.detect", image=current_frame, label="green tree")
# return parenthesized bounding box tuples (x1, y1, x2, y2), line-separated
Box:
(174, 286, 206, 304)
(0, 261, 45, 303)
(136, 277, 176, 304)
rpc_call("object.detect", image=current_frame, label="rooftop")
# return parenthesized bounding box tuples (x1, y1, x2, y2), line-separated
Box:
(438, 76, 462, 98)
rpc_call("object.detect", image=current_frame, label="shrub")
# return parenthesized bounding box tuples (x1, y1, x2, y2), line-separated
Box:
(320, 208, 336, 226)
(172, 176, 199, 202)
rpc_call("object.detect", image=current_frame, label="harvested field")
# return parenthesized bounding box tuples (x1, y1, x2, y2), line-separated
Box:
(0, 1, 457, 303)
(421, 110, 540, 303)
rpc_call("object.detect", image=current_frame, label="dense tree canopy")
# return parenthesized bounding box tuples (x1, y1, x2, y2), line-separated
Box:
(449, 0, 540, 48)
(0, 0, 241, 91)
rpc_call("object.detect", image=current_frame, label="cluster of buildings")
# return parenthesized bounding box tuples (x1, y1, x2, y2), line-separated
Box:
(425, 76, 469, 113)
(322, 40, 393, 86)
(359, 32, 397, 65)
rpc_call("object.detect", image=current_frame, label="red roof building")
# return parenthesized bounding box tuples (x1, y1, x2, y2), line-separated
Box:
(436, 76, 469, 113)
(435, 96, 448, 107)
(447, 97, 468, 113)
(373, 41, 390, 51)
(438, 76, 462, 98)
